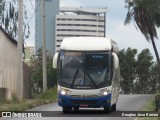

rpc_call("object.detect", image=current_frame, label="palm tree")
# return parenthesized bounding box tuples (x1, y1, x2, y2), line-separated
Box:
(124, 0, 160, 63)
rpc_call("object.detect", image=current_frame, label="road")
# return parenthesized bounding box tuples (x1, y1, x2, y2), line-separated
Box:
(0, 94, 154, 120)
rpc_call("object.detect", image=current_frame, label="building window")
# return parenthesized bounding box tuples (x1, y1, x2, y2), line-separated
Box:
(57, 24, 98, 27)
(57, 34, 97, 37)
(98, 30, 104, 33)
(98, 20, 105, 22)
(57, 29, 97, 32)
(57, 18, 97, 22)
(98, 25, 104, 27)
(57, 40, 62, 42)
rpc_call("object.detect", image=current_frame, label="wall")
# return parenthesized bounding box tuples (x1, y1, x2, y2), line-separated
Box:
(0, 29, 17, 95)
(23, 62, 32, 99)
(0, 29, 32, 100)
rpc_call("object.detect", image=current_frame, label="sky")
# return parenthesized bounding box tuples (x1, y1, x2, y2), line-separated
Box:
(25, 0, 160, 61)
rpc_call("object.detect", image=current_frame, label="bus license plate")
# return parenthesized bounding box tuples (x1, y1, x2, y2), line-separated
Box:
(80, 104, 88, 107)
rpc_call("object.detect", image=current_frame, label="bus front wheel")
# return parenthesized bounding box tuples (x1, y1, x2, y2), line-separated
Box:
(73, 107, 79, 111)
(111, 103, 116, 111)
(104, 106, 111, 113)
(63, 106, 72, 113)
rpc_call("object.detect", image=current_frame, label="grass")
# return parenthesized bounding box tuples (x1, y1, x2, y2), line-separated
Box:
(136, 97, 160, 120)
(0, 88, 57, 111)
(35, 88, 57, 101)
(142, 99, 155, 111)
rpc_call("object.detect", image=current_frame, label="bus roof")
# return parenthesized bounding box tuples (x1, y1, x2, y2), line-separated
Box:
(60, 37, 114, 51)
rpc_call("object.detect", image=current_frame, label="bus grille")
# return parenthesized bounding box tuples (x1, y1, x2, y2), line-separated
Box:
(70, 95, 99, 98)
(70, 100, 97, 105)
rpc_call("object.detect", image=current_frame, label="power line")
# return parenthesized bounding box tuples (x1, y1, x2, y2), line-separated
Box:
(23, 0, 42, 38)
(30, 0, 35, 11)
(26, 0, 42, 26)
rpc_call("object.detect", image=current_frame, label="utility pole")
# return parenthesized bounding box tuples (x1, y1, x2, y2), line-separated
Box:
(42, 0, 47, 92)
(17, 0, 23, 101)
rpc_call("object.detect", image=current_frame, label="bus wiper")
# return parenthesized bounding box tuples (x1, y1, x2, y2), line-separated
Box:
(71, 61, 85, 88)
(71, 66, 80, 88)
(84, 70, 98, 89)
(70, 61, 97, 89)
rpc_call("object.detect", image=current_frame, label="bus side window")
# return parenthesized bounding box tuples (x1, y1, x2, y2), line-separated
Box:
(109, 54, 113, 86)
(111, 55, 113, 80)
(110, 47, 114, 81)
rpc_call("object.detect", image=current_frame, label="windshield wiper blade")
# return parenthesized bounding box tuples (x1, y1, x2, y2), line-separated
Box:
(70, 62, 98, 89)
(71, 66, 80, 88)
(85, 70, 98, 89)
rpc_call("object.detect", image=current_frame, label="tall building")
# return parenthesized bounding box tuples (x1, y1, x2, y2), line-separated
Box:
(35, 0, 59, 55)
(35, 2, 107, 55)
(55, 7, 108, 52)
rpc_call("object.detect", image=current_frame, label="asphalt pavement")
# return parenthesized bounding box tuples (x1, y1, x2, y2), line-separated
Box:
(0, 94, 154, 120)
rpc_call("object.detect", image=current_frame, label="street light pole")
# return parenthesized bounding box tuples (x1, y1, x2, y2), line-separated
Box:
(42, 0, 47, 92)
(17, 0, 23, 101)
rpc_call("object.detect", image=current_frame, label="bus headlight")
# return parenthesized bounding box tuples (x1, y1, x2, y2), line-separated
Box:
(60, 90, 66, 95)
(103, 91, 108, 96)
(99, 88, 111, 96)
(59, 88, 70, 95)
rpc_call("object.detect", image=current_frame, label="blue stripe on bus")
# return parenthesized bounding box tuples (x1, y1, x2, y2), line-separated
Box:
(58, 93, 112, 108)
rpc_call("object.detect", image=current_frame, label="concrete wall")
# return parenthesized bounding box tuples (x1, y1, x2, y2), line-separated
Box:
(23, 62, 32, 99)
(0, 30, 17, 95)
(0, 88, 12, 101)
(0, 29, 32, 100)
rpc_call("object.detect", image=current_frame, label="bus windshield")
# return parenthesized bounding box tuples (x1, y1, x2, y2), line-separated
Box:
(59, 51, 110, 89)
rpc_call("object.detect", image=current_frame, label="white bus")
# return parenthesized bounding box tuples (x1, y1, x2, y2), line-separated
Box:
(53, 37, 120, 113)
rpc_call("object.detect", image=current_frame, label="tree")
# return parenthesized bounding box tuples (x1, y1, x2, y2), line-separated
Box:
(124, 0, 160, 63)
(135, 49, 153, 94)
(0, 0, 30, 40)
(118, 47, 137, 94)
(150, 63, 160, 93)
(119, 47, 159, 94)
(30, 48, 57, 94)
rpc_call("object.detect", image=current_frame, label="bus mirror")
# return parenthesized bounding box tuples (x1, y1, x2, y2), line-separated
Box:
(112, 53, 119, 69)
(53, 52, 59, 69)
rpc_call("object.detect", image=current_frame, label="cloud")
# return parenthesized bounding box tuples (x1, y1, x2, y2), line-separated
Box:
(107, 0, 127, 20)
(25, 26, 35, 46)
(105, 0, 160, 60)
(76, 0, 108, 6)
(24, 0, 160, 60)
(106, 17, 160, 60)
(60, 0, 81, 6)
(24, 0, 35, 46)
(60, 0, 109, 7)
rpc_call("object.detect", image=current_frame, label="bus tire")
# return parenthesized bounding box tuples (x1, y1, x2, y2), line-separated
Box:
(63, 106, 72, 113)
(111, 103, 116, 111)
(104, 106, 111, 113)
(73, 107, 79, 111)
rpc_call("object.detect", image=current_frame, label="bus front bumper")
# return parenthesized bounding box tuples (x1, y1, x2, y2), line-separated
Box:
(58, 93, 111, 108)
